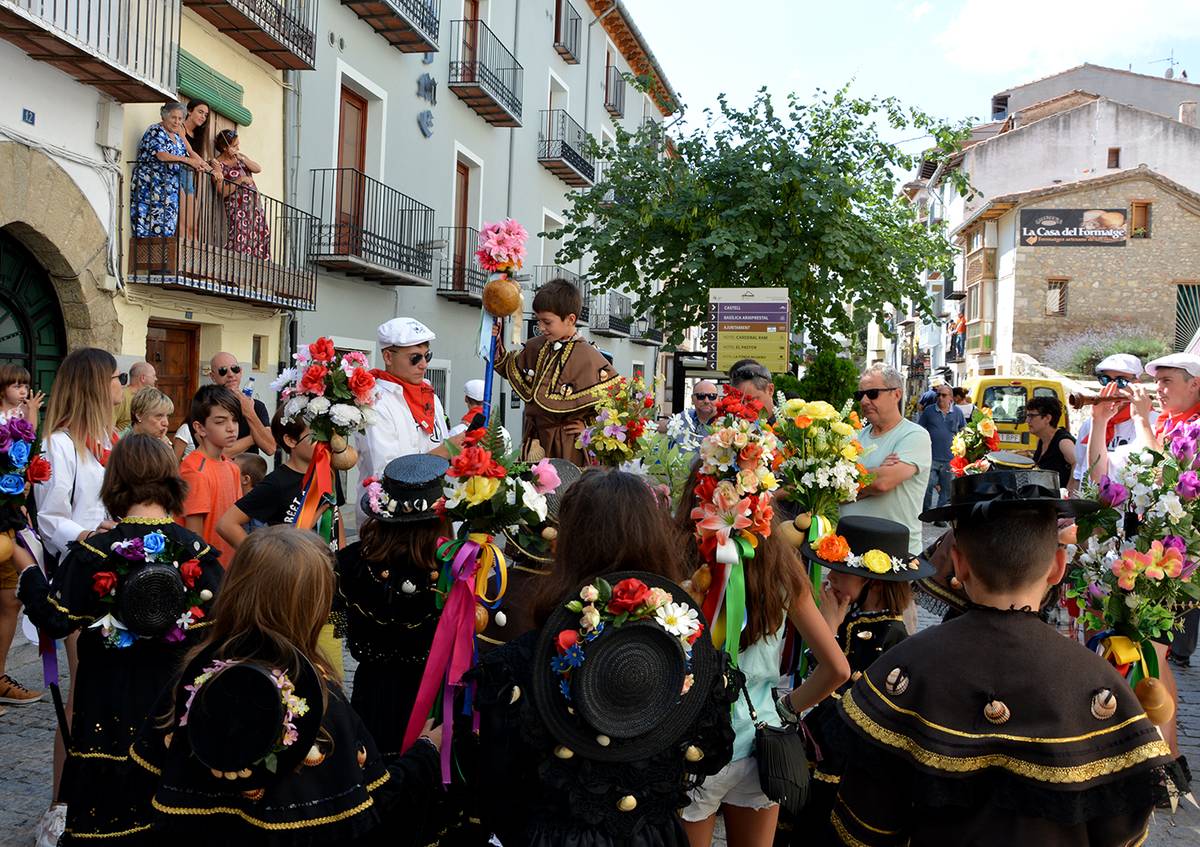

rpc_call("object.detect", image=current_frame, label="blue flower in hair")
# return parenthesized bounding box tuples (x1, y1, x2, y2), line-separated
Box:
(562, 644, 585, 668)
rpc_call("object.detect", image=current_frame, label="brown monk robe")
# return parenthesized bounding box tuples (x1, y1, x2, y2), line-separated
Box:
(494, 333, 619, 465)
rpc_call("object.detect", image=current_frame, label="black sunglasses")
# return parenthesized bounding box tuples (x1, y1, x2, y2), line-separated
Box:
(216, 365, 242, 377)
(694, 392, 718, 401)
(732, 366, 771, 382)
(1097, 374, 1131, 388)
(408, 351, 434, 366)
(115, 372, 129, 386)
(854, 387, 897, 402)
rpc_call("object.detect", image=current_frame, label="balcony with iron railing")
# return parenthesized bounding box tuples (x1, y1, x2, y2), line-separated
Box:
(590, 291, 632, 337)
(552, 0, 580, 63)
(538, 109, 594, 187)
(437, 226, 487, 304)
(309, 168, 436, 285)
(182, 0, 317, 69)
(127, 163, 317, 309)
(966, 320, 994, 354)
(630, 314, 664, 346)
(0, 0, 179, 101)
(342, 0, 438, 53)
(604, 64, 625, 118)
(448, 18, 522, 127)
(532, 265, 589, 323)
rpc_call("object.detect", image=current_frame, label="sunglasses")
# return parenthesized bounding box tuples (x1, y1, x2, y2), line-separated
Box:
(408, 351, 434, 366)
(854, 387, 897, 402)
(114, 372, 129, 386)
(694, 393, 718, 401)
(1097, 374, 1131, 388)
(216, 365, 242, 377)
(732, 366, 771, 382)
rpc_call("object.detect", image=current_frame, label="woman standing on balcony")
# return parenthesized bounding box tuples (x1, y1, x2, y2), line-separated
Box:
(211, 129, 270, 259)
(130, 103, 207, 239)
(179, 99, 212, 240)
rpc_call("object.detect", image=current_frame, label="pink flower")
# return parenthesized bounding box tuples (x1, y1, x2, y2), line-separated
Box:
(712, 480, 740, 512)
(691, 496, 752, 545)
(1098, 476, 1129, 508)
(1112, 550, 1147, 590)
(1143, 540, 1184, 581)
(1178, 471, 1200, 501)
(530, 459, 561, 495)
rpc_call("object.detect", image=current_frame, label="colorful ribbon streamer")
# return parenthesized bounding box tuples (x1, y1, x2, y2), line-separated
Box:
(294, 442, 334, 533)
(701, 533, 755, 669)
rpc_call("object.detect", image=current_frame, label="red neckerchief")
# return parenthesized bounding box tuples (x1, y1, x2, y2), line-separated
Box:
(1081, 404, 1133, 447)
(1156, 402, 1200, 442)
(87, 432, 119, 466)
(462, 404, 483, 427)
(370, 369, 436, 434)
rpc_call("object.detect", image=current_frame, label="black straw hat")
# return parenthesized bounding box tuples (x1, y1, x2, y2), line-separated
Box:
(118, 564, 187, 636)
(801, 516, 935, 582)
(530, 570, 717, 763)
(919, 467, 1100, 523)
(361, 453, 449, 523)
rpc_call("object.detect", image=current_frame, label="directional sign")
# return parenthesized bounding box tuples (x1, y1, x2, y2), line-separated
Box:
(705, 288, 790, 373)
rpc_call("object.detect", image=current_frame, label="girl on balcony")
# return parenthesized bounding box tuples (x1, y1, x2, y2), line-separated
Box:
(130, 103, 208, 239)
(211, 129, 270, 259)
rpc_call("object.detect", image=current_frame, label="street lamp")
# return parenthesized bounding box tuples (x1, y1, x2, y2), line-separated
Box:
(636, 315, 649, 335)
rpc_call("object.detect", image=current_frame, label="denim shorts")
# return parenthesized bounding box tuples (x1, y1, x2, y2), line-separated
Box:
(680, 756, 776, 820)
(180, 167, 196, 195)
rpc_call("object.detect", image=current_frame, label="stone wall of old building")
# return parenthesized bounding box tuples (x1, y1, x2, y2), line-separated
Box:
(1008, 176, 1200, 363)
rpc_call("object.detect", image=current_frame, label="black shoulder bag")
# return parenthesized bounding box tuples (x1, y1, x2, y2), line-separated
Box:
(738, 676, 810, 816)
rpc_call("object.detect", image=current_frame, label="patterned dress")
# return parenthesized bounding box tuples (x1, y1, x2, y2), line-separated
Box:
(130, 124, 185, 238)
(219, 160, 270, 258)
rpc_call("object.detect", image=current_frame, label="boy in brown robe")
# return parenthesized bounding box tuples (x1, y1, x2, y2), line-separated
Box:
(494, 279, 619, 465)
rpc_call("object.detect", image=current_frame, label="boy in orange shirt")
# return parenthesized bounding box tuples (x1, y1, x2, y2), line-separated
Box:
(177, 385, 242, 567)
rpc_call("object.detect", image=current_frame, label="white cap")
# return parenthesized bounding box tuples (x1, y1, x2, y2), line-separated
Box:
(378, 317, 435, 348)
(1146, 352, 1200, 378)
(464, 379, 485, 402)
(1095, 353, 1144, 377)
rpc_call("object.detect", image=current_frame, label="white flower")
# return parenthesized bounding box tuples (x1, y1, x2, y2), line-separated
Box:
(580, 585, 599, 603)
(270, 368, 298, 393)
(443, 479, 467, 509)
(283, 395, 309, 420)
(520, 479, 548, 522)
(329, 403, 363, 429)
(176, 610, 194, 629)
(305, 396, 331, 419)
(655, 602, 700, 638)
(1125, 593, 1142, 610)
(580, 604, 601, 632)
(361, 407, 379, 426)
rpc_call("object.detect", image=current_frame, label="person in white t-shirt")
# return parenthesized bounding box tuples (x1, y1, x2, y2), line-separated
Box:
(1072, 354, 1151, 493)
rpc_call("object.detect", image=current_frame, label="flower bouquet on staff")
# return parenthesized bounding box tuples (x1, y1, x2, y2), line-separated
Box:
(274, 338, 378, 539)
(575, 374, 660, 466)
(949, 407, 1000, 476)
(476, 218, 529, 412)
(685, 387, 780, 666)
(402, 420, 562, 782)
(1066, 426, 1200, 726)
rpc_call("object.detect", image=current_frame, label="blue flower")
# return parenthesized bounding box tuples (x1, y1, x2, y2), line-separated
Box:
(586, 622, 606, 641)
(6, 440, 29, 469)
(551, 655, 570, 673)
(562, 644, 585, 668)
(142, 532, 166, 557)
(558, 678, 572, 701)
(0, 474, 23, 495)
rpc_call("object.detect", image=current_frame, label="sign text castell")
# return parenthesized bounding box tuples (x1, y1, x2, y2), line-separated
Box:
(704, 288, 791, 373)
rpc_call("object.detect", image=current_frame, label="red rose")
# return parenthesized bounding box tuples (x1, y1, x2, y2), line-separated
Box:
(463, 427, 486, 447)
(308, 337, 336, 363)
(607, 578, 651, 614)
(643, 396, 654, 408)
(92, 571, 117, 597)
(448, 446, 507, 479)
(26, 455, 51, 483)
(556, 629, 579, 653)
(626, 419, 645, 441)
(180, 559, 202, 588)
(986, 433, 1000, 451)
(189, 605, 205, 620)
(687, 621, 705, 645)
(949, 455, 967, 477)
(348, 367, 376, 402)
(433, 497, 447, 518)
(694, 474, 717, 505)
(300, 365, 328, 396)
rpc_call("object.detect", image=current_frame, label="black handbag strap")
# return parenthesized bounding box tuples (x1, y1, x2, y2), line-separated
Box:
(735, 669, 764, 728)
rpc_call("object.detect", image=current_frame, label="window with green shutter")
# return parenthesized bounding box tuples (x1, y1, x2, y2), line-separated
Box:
(177, 49, 254, 126)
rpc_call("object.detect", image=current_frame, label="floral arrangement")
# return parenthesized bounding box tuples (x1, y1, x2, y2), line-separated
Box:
(553, 577, 703, 700)
(475, 218, 529, 275)
(180, 659, 309, 775)
(811, 531, 922, 575)
(434, 436, 560, 532)
(949, 408, 999, 476)
(576, 375, 660, 467)
(0, 416, 49, 506)
(273, 337, 379, 443)
(772, 398, 871, 521)
(91, 531, 213, 648)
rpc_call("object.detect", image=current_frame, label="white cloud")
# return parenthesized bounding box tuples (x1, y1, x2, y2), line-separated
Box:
(911, 1, 933, 20)
(936, 0, 1200, 78)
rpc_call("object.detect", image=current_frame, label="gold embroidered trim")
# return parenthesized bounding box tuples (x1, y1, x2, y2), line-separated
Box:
(129, 746, 161, 776)
(476, 633, 504, 646)
(860, 674, 1152, 744)
(120, 516, 176, 525)
(830, 808, 873, 847)
(69, 749, 127, 761)
(62, 823, 152, 839)
(841, 800, 899, 834)
(1130, 820, 1150, 847)
(152, 794, 376, 830)
(842, 614, 904, 658)
(47, 595, 92, 622)
(916, 577, 965, 609)
(79, 540, 106, 557)
(812, 769, 841, 784)
(842, 690, 1172, 782)
(531, 337, 622, 412)
(366, 771, 391, 792)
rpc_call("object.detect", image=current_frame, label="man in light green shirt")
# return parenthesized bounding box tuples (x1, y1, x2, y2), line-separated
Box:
(839, 364, 932, 555)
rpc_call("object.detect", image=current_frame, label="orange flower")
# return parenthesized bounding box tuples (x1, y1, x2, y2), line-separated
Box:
(794, 415, 813, 429)
(856, 463, 868, 476)
(848, 411, 862, 429)
(815, 533, 851, 562)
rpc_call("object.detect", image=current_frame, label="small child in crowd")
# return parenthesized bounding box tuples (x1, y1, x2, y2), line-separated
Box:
(231, 452, 268, 533)
(0, 362, 44, 429)
(177, 384, 242, 566)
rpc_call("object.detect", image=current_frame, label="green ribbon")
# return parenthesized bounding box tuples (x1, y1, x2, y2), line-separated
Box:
(1127, 637, 1160, 688)
(724, 535, 756, 669)
(435, 538, 463, 611)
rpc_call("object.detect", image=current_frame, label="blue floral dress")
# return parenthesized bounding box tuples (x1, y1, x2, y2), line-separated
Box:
(130, 124, 185, 238)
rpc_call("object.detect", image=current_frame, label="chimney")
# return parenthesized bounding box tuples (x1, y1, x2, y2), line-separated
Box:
(1181, 101, 1198, 126)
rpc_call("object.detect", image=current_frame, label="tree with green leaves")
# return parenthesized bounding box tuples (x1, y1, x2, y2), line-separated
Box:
(550, 86, 971, 350)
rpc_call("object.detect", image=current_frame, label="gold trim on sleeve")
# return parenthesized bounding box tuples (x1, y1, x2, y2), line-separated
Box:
(152, 795, 376, 830)
(47, 595, 93, 622)
(830, 808, 874, 847)
(62, 823, 153, 839)
(842, 614, 904, 657)
(129, 746, 162, 776)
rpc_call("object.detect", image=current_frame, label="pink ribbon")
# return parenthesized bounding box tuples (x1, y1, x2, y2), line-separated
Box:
(402, 538, 481, 784)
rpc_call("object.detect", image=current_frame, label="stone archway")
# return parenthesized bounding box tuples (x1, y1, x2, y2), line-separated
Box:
(0, 141, 122, 352)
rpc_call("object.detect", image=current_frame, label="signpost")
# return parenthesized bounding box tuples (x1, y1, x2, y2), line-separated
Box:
(704, 288, 791, 373)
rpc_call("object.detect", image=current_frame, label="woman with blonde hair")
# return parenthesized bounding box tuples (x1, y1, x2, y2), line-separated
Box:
(126, 387, 175, 446)
(32, 347, 125, 846)
(131, 526, 443, 843)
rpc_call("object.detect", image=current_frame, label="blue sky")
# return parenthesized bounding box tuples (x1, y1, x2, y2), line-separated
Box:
(623, 0, 1200, 139)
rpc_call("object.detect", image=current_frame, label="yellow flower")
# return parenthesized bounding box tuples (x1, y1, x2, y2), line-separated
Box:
(862, 550, 893, 575)
(841, 445, 859, 461)
(831, 420, 854, 437)
(803, 401, 838, 421)
(951, 434, 966, 457)
(462, 476, 501, 506)
(782, 398, 806, 417)
(978, 418, 997, 438)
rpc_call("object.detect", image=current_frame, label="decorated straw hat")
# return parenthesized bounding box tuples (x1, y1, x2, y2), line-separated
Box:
(503, 458, 582, 565)
(118, 564, 187, 637)
(361, 454, 449, 524)
(801, 516, 935, 583)
(529, 570, 719, 763)
(919, 464, 1099, 523)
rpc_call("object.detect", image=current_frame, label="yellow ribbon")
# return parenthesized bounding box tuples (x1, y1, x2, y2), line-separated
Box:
(469, 532, 508, 605)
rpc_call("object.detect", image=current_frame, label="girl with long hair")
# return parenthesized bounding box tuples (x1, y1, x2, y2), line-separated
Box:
(15, 435, 223, 843)
(130, 526, 442, 843)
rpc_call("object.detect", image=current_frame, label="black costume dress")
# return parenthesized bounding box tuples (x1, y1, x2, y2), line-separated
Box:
(470, 631, 740, 847)
(16, 518, 223, 844)
(832, 606, 1185, 846)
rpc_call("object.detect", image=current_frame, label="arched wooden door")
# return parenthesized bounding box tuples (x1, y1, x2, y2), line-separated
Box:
(0, 231, 68, 393)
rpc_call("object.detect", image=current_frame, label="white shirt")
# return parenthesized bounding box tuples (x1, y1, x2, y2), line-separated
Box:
(34, 431, 109, 562)
(356, 378, 448, 482)
(173, 423, 195, 458)
(1073, 414, 1156, 481)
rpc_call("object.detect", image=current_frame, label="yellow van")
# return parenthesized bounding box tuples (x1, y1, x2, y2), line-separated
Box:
(961, 377, 1068, 452)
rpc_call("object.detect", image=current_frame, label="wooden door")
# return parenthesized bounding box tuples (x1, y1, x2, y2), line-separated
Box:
(453, 162, 470, 291)
(146, 320, 199, 433)
(335, 87, 368, 255)
(462, 0, 480, 82)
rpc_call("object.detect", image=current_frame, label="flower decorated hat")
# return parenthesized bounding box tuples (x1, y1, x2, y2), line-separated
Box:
(530, 570, 719, 763)
(502, 458, 581, 565)
(920, 466, 1100, 523)
(803, 516, 935, 582)
(360, 454, 449, 524)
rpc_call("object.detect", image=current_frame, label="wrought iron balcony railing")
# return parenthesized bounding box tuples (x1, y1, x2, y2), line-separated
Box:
(532, 265, 590, 323)
(127, 163, 317, 309)
(552, 0, 580, 63)
(309, 168, 435, 285)
(182, 0, 317, 69)
(590, 291, 632, 337)
(448, 18, 523, 127)
(604, 65, 625, 118)
(0, 0, 180, 101)
(438, 226, 487, 304)
(537, 109, 594, 186)
(630, 315, 664, 346)
(342, 0, 438, 53)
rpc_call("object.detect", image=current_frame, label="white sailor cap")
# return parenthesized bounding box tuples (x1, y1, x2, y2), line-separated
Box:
(464, 379, 485, 402)
(378, 317, 435, 348)
(1146, 352, 1200, 378)
(1095, 354, 1144, 377)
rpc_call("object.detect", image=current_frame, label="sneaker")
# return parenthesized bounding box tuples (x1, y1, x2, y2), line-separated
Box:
(0, 673, 44, 704)
(34, 803, 66, 847)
